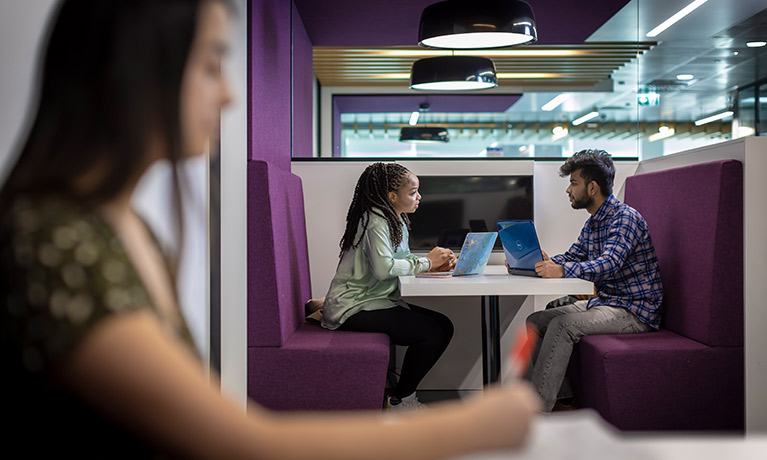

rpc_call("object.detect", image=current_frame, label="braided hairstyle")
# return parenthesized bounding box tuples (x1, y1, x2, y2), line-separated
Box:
(339, 162, 413, 258)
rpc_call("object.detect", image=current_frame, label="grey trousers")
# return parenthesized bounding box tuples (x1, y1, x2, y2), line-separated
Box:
(524, 299, 653, 411)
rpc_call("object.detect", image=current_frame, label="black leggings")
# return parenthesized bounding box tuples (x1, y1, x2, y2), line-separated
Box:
(339, 304, 454, 399)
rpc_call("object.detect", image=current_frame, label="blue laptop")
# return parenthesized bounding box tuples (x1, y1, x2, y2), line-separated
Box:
(416, 232, 497, 278)
(497, 220, 544, 277)
(452, 232, 498, 276)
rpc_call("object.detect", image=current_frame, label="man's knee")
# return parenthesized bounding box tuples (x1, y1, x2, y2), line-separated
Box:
(545, 296, 579, 310)
(526, 309, 550, 330)
(548, 315, 583, 342)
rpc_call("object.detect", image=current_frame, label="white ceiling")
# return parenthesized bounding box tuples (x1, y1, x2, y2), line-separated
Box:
(501, 0, 767, 125)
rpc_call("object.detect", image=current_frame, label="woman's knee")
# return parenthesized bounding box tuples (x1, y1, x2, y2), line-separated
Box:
(437, 312, 454, 339)
(420, 312, 454, 346)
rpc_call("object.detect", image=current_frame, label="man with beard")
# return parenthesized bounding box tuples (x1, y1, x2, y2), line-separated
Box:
(523, 149, 663, 412)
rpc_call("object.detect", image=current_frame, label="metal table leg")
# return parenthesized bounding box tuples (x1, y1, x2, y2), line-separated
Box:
(481, 295, 501, 385)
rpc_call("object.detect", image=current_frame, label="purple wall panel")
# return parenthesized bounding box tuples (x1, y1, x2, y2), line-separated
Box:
(247, 161, 312, 347)
(292, 1, 314, 158)
(249, 0, 291, 169)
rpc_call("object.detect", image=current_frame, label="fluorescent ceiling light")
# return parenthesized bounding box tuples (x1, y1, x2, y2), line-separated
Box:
(740, 97, 767, 105)
(646, 0, 708, 38)
(541, 94, 569, 111)
(694, 110, 733, 126)
(408, 112, 420, 126)
(551, 126, 568, 141)
(746, 41, 766, 48)
(572, 111, 600, 126)
(737, 126, 755, 137)
(649, 126, 675, 142)
(676, 74, 694, 81)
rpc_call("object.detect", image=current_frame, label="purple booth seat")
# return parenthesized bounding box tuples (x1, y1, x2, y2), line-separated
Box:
(568, 159, 744, 431)
(247, 160, 390, 411)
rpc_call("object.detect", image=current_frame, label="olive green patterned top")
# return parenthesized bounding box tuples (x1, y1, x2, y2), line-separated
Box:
(0, 196, 196, 458)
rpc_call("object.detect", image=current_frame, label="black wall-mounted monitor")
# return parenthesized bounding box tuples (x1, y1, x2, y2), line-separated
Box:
(408, 175, 533, 251)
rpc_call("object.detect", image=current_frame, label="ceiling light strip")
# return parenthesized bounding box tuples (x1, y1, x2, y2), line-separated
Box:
(648, 127, 675, 142)
(694, 110, 733, 126)
(646, 0, 708, 38)
(572, 111, 600, 126)
(541, 94, 569, 111)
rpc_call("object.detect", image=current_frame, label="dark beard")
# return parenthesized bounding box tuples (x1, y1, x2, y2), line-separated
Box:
(570, 195, 593, 210)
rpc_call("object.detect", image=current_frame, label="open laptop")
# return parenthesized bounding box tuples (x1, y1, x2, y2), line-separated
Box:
(417, 232, 497, 277)
(497, 220, 544, 277)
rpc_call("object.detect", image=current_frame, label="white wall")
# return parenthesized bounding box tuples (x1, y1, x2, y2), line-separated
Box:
(219, 0, 249, 407)
(0, 0, 60, 181)
(133, 158, 210, 359)
(293, 159, 636, 389)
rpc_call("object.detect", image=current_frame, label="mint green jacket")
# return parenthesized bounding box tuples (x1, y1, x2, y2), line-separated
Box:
(321, 210, 430, 330)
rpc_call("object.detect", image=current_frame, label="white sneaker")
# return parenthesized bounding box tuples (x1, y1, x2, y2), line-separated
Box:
(387, 393, 427, 411)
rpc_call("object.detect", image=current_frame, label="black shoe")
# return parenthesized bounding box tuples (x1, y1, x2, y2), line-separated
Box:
(552, 399, 579, 412)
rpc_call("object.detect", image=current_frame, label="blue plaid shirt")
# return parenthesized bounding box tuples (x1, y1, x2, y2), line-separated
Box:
(551, 194, 663, 328)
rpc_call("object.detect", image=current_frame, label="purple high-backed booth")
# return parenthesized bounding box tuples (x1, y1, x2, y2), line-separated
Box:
(246, 160, 390, 411)
(567, 159, 744, 431)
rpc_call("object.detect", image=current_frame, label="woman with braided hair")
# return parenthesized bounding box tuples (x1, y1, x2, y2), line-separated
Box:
(322, 163, 458, 410)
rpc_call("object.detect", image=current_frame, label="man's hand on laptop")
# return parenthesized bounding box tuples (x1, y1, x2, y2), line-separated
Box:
(534, 259, 564, 278)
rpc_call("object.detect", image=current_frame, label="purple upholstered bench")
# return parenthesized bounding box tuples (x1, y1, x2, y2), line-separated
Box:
(567, 159, 744, 431)
(246, 160, 390, 411)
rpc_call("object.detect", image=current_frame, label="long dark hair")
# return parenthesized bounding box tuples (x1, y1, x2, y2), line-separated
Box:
(1, 0, 206, 208)
(0, 0, 235, 285)
(339, 162, 412, 257)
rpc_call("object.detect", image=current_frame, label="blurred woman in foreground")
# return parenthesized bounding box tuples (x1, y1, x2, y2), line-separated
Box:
(0, 1, 539, 458)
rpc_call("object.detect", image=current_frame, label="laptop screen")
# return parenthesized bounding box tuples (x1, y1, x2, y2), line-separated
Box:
(497, 220, 544, 270)
(453, 232, 498, 276)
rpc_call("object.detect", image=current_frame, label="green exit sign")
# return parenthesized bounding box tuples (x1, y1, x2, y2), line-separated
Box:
(637, 91, 660, 107)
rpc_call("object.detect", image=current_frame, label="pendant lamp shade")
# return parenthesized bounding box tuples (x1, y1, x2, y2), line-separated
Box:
(410, 56, 497, 91)
(400, 126, 450, 142)
(419, 0, 537, 49)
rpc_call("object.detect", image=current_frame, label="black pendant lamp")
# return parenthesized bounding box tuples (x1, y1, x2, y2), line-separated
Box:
(410, 56, 497, 91)
(419, 0, 537, 49)
(399, 126, 450, 142)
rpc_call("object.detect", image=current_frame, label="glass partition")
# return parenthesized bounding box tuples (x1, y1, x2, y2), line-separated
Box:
(299, 1, 767, 160)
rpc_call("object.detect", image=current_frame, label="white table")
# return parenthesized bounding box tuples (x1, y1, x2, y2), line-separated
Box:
(400, 265, 593, 385)
(448, 410, 767, 460)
